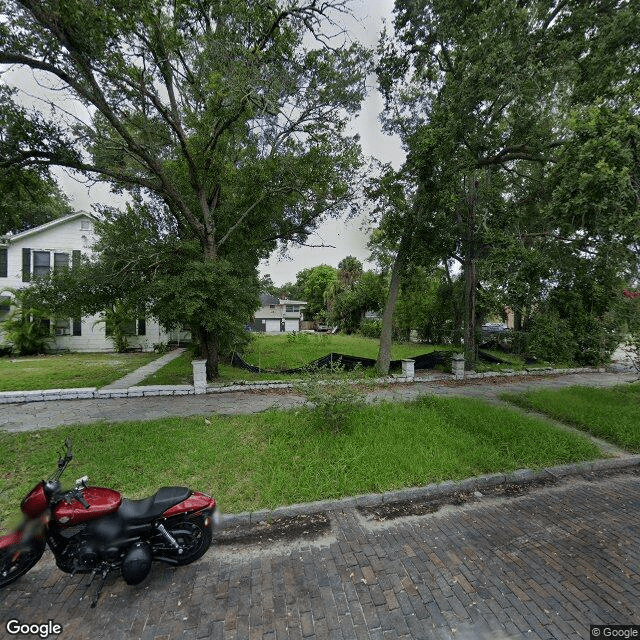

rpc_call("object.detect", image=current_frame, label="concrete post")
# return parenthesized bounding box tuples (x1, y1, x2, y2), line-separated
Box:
(192, 359, 207, 394)
(401, 359, 415, 379)
(452, 353, 465, 380)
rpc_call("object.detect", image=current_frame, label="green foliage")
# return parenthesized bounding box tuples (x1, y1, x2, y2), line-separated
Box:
(359, 318, 382, 339)
(152, 342, 169, 354)
(295, 265, 338, 320)
(0, 289, 51, 356)
(394, 267, 461, 344)
(95, 301, 138, 353)
(372, 0, 640, 369)
(327, 267, 386, 333)
(296, 363, 366, 435)
(521, 311, 577, 365)
(0, 1, 369, 377)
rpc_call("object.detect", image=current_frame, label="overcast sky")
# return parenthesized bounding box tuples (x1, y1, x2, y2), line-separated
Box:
(260, 0, 406, 285)
(5, 0, 405, 286)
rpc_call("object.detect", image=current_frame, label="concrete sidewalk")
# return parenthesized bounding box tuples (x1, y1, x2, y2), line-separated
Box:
(0, 369, 635, 432)
(100, 348, 186, 389)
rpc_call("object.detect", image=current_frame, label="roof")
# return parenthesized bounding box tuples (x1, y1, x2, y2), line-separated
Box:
(259, 293, 279, 306)
(279, 299, 307, 306)
(3, 212, 98, 243)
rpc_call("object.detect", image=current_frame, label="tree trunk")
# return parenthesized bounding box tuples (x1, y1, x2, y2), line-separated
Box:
(463, 252, 477, 366)
(462, 174, 478, 368)
(377, 226, 412, 375)
(194, 325, 220, 380)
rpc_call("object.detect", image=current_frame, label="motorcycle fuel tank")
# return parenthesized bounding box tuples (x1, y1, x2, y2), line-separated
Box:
(21, 482, 47, 518)
(53, 487, 122, 525)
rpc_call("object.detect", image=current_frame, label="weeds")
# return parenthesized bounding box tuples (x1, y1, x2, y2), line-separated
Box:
(295, 362, 367, 434)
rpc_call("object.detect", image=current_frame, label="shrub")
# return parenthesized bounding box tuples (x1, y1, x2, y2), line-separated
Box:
(524, 311, 576, 364)
(0, 289, 51, 356)
(295, 363, 366, 435)
(359, 318, 382, 339)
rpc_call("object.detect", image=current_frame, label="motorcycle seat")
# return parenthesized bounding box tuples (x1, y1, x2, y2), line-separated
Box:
(117, 487, 192, 525)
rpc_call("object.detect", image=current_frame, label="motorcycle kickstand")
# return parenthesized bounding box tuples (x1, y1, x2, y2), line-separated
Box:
(90, 566, 110, 608)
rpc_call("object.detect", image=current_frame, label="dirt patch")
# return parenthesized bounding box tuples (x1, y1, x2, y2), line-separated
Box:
(359, 477, 561, 522)
(214, 512, 330, 546)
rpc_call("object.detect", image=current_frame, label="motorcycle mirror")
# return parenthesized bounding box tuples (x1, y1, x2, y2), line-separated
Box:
(64, 437, 73, 460)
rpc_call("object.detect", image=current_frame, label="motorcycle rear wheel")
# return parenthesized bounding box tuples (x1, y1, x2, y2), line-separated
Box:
(0, 538, 46, 588)
(165, 516, 212, 566)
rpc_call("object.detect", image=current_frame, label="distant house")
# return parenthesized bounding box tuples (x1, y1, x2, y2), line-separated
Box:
(251, 293, 307, 332)
(0, 212, 183, 352)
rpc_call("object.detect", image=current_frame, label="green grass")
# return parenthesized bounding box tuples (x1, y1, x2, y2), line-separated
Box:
(0, 395, 601, 531)
(501, 383, 640, 453)
(140, 333, 453, 385)
(0, 352, 161, 391)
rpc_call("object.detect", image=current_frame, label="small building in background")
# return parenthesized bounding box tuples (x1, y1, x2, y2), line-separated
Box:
(251, 294, 308, 333)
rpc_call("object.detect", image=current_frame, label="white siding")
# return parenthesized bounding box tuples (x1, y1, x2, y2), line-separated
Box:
(0, 214, 175, 353)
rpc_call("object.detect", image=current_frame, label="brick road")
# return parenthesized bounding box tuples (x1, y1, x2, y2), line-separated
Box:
(2, 472, 639, 640)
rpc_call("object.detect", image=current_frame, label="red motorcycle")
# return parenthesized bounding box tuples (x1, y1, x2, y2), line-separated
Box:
(0, 438, 217, 605)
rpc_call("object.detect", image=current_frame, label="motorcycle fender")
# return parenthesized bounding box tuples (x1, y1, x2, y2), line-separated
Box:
(161, 492, 216, 519)
(0, 531, 23, 550)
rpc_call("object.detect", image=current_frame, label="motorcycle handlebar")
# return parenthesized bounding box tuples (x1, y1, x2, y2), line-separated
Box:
(49, 438, 74, 483)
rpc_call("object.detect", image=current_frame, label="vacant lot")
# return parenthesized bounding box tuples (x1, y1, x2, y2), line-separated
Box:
(141, 333, 458, 385)
(502, 383, 640, 453)
(0, 394, 601, 531)
(0, 352, 160, 392)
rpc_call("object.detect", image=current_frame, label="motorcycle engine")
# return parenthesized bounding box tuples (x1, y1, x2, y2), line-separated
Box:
(121, 542, 152, 585)
(52, 518, 124, 573)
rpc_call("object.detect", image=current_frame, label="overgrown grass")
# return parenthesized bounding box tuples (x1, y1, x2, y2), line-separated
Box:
(140, 334, 453, 385)
(0, 352, 161, 391)
(0, 395, 601, 531)
(502, 383, 640, 453)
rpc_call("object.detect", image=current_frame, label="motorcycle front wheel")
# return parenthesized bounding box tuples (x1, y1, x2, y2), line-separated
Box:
(164, 516, 212, 566)
(0, 538, 46, 588)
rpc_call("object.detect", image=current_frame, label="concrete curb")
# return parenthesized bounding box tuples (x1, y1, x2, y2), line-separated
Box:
(0, 366, 603, 404)
(219, 455, 640, 528)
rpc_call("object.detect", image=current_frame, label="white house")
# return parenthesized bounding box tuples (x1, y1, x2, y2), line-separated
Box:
(252, 293, 308, 332)
(0, 212, 180, 352)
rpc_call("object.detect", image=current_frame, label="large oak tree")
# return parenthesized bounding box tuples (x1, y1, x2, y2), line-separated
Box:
(0, 0, 368, 377)
(372, 0, 639, 372)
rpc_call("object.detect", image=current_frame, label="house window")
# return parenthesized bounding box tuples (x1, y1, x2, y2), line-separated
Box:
(55, 318, 71, 336)
(286, 305, 300, 313)
(33, 251, 51, 277)
(269, 304, 276, 309)
(0, 247, 7, 278)
(54, 252, 70, 270)
(52, 317, 80, 336)
(0, 296, 10, 320)
(105, 317, 145, 336)
(80, 220, 93, 231)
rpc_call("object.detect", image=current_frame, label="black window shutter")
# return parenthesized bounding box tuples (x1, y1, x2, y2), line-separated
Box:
(72, 250, 81, 270)
(137, 318, 146, 336)
(73, 318, 82, 336)
(22, 248, 31, 282)
(0, 247, 7, 278)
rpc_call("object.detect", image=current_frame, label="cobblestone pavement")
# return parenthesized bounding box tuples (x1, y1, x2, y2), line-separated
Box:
(1, 371, 636, 432)
(2, 472, 640, 640)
